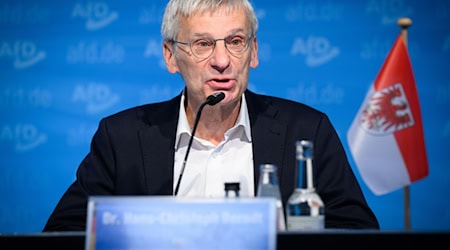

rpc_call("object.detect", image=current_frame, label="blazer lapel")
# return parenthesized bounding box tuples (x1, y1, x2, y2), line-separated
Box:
(139, 95, 181, 195)
(245, 90, 287, 192)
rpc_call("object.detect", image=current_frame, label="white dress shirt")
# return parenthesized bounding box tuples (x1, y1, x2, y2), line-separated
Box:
(173, 93, 254, 198)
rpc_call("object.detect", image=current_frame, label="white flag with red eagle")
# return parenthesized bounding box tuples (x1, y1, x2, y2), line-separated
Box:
(347, 34, 428, 195)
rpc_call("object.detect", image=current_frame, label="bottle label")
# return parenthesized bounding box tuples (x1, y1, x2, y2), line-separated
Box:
(286, 215, 324, 231)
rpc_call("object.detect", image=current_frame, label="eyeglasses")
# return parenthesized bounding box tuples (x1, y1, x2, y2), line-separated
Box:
(170, 33, 253, 59)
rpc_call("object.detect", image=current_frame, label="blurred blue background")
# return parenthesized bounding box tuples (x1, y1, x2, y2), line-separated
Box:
(1, 0, 449, 233)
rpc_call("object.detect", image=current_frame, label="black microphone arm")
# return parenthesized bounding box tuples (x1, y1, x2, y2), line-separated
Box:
(174, 92, 225, 195)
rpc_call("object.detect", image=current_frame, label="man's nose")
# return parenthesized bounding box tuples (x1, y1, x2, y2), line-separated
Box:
(209, 40, 231, 72)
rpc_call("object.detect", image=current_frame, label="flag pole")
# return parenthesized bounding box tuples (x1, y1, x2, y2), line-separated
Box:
(397, 17, 413, 231)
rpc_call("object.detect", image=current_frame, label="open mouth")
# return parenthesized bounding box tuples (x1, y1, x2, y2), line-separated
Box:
(207, 78, 234, 89)
(213, 78, 230, 83)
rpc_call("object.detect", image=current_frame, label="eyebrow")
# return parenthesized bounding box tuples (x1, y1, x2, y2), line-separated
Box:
(190, 28, 247, 39)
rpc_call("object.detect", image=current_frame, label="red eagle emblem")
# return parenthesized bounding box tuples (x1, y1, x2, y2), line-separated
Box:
(361, 83, 414, 135)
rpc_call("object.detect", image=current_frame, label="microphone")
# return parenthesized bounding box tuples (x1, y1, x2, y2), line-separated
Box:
(174, 92, 225, 195)
(205, 92, 225, 105)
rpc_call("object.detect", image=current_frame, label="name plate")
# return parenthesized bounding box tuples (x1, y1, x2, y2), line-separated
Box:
(85, 196, 277, 250)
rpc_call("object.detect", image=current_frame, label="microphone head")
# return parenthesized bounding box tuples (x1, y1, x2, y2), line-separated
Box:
(206, 92, 225, 106)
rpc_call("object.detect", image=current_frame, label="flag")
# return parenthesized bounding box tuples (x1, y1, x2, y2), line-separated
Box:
(347, 34, 428, 195)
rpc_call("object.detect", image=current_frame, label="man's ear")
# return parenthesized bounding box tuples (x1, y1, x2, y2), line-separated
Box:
(163, 40, 179, 73)
(250, 36, 259, 68)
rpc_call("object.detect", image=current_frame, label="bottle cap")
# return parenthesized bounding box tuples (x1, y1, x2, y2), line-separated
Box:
(224, 182, 240, 192)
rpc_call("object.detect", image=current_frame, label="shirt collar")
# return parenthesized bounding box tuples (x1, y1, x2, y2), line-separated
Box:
(175, 92, 252, 150)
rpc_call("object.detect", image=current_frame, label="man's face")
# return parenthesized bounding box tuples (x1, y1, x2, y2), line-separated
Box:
(163, 6, 259, 106)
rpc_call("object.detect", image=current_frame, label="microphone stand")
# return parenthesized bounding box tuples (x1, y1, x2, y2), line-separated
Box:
(174, 92, 225, 195)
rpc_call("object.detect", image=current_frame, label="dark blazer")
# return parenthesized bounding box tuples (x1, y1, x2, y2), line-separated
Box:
(43, 90, 379, 231)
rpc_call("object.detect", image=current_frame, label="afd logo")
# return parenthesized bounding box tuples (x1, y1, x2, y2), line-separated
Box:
(0, 41, 46, 69)
(366, 0, 413, 24)
(291, 36, 339, 67)
(285, 2, 343, 22)
(287, 82, 344, 106)
(0, 87, 52, 108)
(0, 123, 47, 152)
(67, 41, 125, 64)
(72, 2, 118, 30)
(72, 83, 120, 115)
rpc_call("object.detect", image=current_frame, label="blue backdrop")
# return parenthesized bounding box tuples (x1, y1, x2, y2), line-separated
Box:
(1, 0, 449, 233)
